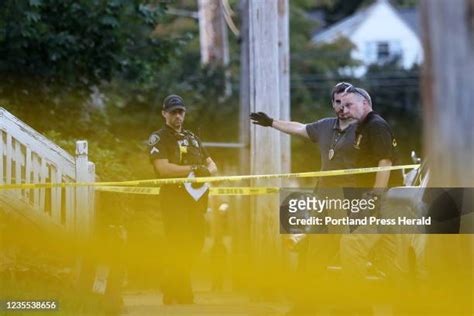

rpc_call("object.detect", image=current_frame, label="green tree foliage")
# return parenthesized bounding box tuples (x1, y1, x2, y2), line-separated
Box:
(0, 0, 189, 132)
(0, 0, 192, 181)
(0, 0, 178, 86)
(392, 0, 419, 8)
(317, 0, 365, 25)
(364, 59, 421, 163)
(288, 0, 421, 172)
(288, 0, 360, 172)
(289, 0, 360, 108)
(0, 0, 421, 178)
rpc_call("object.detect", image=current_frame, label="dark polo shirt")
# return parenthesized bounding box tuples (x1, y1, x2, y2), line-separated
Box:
(148, 124, 210, 173)
(353, 111, 401, 187)
(306, 118, 358, 188)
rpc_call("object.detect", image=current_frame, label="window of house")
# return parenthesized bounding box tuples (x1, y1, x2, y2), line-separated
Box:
(365, 40, 403, 65)
(377, 42, 390, 61)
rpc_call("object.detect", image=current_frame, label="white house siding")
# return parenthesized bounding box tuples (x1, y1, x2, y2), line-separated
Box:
(350, 1, 423, 76)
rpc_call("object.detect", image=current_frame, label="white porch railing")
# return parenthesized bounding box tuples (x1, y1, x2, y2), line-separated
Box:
(0, 107, 95, 234)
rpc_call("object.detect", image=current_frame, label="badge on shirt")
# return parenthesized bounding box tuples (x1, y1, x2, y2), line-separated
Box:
(354, 134, 363, 149)
(328, 149, 335, 160)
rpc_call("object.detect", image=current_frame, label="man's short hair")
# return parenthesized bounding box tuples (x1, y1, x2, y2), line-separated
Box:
(331, 82, 352, 102)
(331, 82, 372, 106)
(354, 87, 372, 106)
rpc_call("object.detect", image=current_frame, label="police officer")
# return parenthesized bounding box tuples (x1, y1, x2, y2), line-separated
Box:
(250, 82, 359, 189)
(336, 85, 405, 293)
(148, 94, 217, 304)
(337, 84, 401, 191)
(250, 83, 361, 314)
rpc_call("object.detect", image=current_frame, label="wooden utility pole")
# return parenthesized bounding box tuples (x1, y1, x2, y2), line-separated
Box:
(234, 0, 251, 289)
(239, 0, 250, 177)
(235, 0, 290, 292)
(420, 1, 473, 313)
(198, 0, 231, 96)
(198, 0, 229, 65)
(238, 0, 290, 174)
(421, 0, 474, 187)
(247, 0, 289, 288)
(278, 0, 291, 174)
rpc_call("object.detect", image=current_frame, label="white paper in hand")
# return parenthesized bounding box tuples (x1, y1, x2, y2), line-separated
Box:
(184, 171, 209, 201)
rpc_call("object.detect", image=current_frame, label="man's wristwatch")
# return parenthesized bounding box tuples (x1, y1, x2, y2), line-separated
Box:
(190, 165, 198, 173)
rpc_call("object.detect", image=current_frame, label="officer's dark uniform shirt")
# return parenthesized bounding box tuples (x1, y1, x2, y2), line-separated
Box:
(148, 124, 209, 302)
(306, 118, 358, 188)
(353, 111, 401, 187)
(148, 124, 210, 178)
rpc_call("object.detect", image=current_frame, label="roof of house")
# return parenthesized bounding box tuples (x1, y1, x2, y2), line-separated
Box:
(397, 7, 420, 37)
(312, 0, 420, 43)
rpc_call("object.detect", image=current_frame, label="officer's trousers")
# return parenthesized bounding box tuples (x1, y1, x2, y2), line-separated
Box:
(160, 184, 208, 303)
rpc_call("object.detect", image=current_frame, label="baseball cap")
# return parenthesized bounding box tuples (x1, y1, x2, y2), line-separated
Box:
(163, 94, 186, 112)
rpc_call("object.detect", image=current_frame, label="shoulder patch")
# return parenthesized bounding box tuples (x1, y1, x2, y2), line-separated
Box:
(148, 134, 160, 146)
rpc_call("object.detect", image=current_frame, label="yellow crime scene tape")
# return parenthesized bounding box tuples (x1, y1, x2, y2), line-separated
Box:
(0, 164, 420, 191)
(95, 186, 280, 196)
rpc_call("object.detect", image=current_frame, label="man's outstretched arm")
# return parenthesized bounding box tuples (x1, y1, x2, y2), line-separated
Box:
(250, 112, 309, 138)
